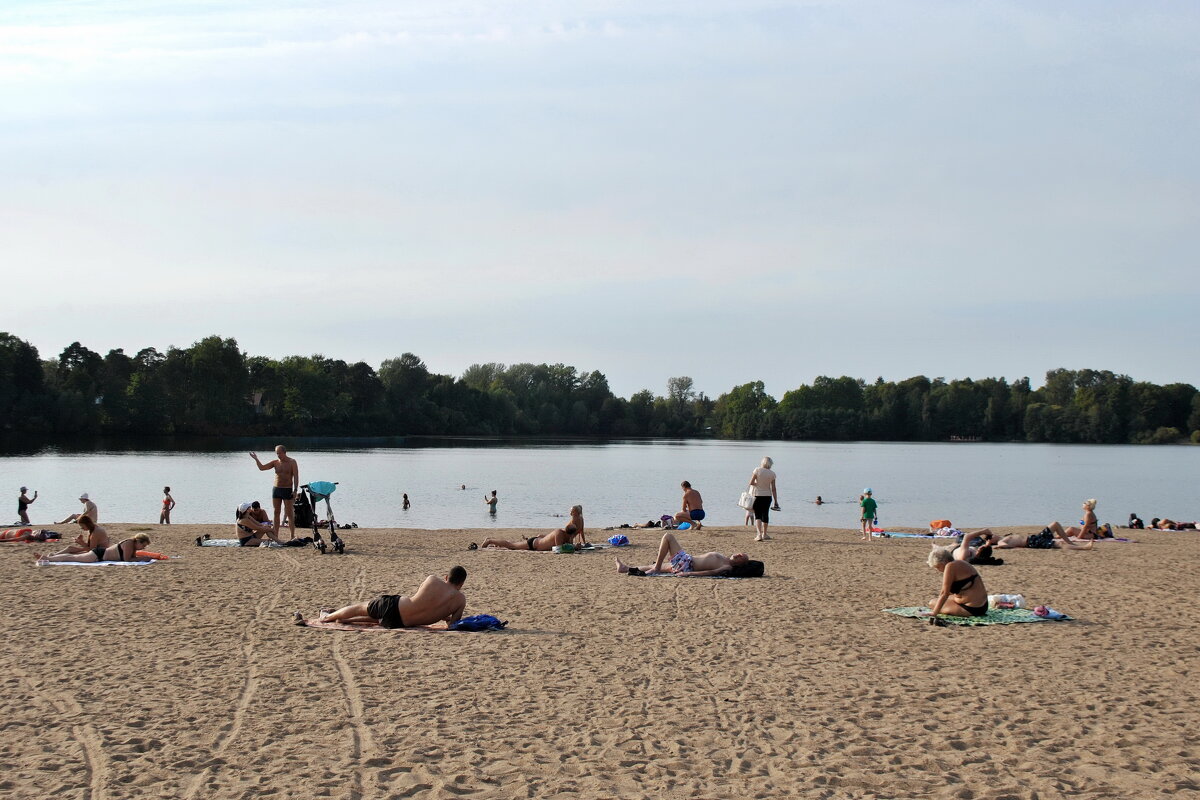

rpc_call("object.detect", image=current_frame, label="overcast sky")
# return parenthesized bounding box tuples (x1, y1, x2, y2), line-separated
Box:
(2, 1, 1197, 399)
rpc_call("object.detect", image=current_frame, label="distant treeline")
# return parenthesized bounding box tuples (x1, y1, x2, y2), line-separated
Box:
(1, 332, 1197, 444)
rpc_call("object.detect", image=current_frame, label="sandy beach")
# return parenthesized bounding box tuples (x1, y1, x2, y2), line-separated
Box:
(1, 522, 1197, 799)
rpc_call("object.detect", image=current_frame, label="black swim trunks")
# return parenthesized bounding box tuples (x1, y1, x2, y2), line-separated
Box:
(367, 594, 406, 629)
(526, 536, 537, 550)
(1026, 529, 1055, 549)
(239, 536, 255, 547)
(91, 546, 107, 561)
(272, 487, 295, 500)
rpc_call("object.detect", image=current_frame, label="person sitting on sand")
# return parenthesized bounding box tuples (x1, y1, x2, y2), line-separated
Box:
(51, 515, 109, 556)
(299, 567, 468, 629)
(480, 505, 585, 550)
(672, 481, 705, 530)
(615, 531, 760, 577)
(38, 532, 152, 564)
(1128, 513, 1144, 530)
(236, 501, 278, 547)
(922, 545, 989, 623)
(57, 493, 98, 526)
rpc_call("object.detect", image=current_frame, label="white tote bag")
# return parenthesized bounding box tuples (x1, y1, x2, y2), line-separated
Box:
(737, 486, 756, 511)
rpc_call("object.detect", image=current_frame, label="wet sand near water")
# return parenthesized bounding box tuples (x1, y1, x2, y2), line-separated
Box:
(1, 523, 1196, 799)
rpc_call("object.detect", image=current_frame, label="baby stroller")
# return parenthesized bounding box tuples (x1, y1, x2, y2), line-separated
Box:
(298, 481, 345, 554)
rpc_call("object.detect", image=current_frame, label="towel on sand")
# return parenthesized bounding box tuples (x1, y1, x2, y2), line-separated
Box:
(38, 559, 165, 567)
(296, 619, 449, 632)
(873, 531, 956, 539)
(884, 607, 1072, 625)
(199, 539, 244, 547)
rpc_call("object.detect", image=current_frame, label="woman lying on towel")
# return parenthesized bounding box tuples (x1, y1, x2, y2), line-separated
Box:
(1149, 517, 1198, 530)
(480, 505, 586, 550)
(37, 533, 152, 564)
(923, 545, 989, 624)
(0, 528, 61, 542)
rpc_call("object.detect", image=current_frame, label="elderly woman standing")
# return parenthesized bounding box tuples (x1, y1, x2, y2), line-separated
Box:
(748, 457, 780, 542)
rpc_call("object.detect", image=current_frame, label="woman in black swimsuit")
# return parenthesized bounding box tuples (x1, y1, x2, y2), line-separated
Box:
(479, 505, 586, 550)
(924, 545, 989, 624)
(37, 533, 151, 564)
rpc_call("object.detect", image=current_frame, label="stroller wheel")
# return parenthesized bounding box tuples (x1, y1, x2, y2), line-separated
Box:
(333, 540, 345, 555)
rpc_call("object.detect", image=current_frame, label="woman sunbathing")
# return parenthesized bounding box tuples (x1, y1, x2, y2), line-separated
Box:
(0, 528, 60, 543)
(923, 545, 989, 624)
(480, 505, 586, 550)
(37, 533, 152, 564)
(1149, 518, 1197, 530)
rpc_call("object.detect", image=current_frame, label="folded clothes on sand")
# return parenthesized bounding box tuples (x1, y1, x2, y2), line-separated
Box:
(883, 607, 1072, 625)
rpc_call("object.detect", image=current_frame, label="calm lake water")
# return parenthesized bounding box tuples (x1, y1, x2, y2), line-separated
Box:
(0, 438, 1195, 531)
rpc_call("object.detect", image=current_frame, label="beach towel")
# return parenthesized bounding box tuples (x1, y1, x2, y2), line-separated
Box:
(873, 531, 957, 539)
(37, 559, 166, 567)
(296, 616, 507, 633)
(883, 607, 1072, 625)
(199, 539, 245, 547)
(297, 619, 450, 632)
(626, 570, 763, 579)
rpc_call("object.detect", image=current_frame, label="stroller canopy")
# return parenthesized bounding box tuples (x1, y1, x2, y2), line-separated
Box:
(308, 481, 337, 498)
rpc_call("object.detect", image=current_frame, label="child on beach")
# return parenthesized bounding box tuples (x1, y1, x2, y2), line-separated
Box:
(859, 489, 877, 540)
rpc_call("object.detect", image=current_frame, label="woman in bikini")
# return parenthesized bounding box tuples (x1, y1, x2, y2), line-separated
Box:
(37, 532, 151, 564)
(923, 545, 989, 624)
(235, 501, 277, 547)
(50, 516, 110, 556)
(479, 505, 586, 550)
(159, 486, 176, 524)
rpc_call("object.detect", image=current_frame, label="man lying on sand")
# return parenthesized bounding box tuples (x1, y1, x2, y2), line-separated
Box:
(994, 527, 1093, 550)
(296, 566, 467, 629)
(615, 531, 762, 577)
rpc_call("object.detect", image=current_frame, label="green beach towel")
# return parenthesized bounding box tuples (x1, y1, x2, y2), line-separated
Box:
(884, 606, 1072, 626)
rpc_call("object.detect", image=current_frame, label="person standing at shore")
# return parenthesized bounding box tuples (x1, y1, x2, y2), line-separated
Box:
(57, 493, 98, 525)
(859, 489, 877, 541)
(672, 481, 704, 530)
(250, 446, 299, 540)
(749, 457, 780, 542)
(484, 490, 498, 514)
(18, 487, 36, 525)
(159, 486, 176, 524)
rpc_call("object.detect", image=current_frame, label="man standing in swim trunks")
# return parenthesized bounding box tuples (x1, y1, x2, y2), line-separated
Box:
(303, 567, 468, 629)
(250, 446, 299, 540)
(672, 481, 704, 530)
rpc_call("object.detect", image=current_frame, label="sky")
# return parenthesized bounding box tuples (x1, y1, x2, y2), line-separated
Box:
(2, 0, 1197, 399)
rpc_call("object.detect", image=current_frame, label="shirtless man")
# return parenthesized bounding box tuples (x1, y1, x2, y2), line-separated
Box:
(615, 531, 757, 577)
(250, 446, 299, 539)
(57, 493, 98, 526)
(301, 567, 468, 629)
(672, 481, 705, 530)
(52, 515, 110, 556)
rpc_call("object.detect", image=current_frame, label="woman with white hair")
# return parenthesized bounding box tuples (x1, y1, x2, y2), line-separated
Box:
(923, 545, 989, 624)
(748, 457, 780, 542)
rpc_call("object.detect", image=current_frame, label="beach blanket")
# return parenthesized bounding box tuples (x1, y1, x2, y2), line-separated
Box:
(873, 531, 956, 539)
(628, 571, 760, 579)
(199, 539, 245, 547)
(37, 559, 168, 567)
(296, 617, 506, 632)
(297, 619, 450, 633)
(883, 607, 1072, 625)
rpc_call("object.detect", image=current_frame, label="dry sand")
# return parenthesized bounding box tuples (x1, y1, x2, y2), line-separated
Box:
(1, 522, 1197, 799)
